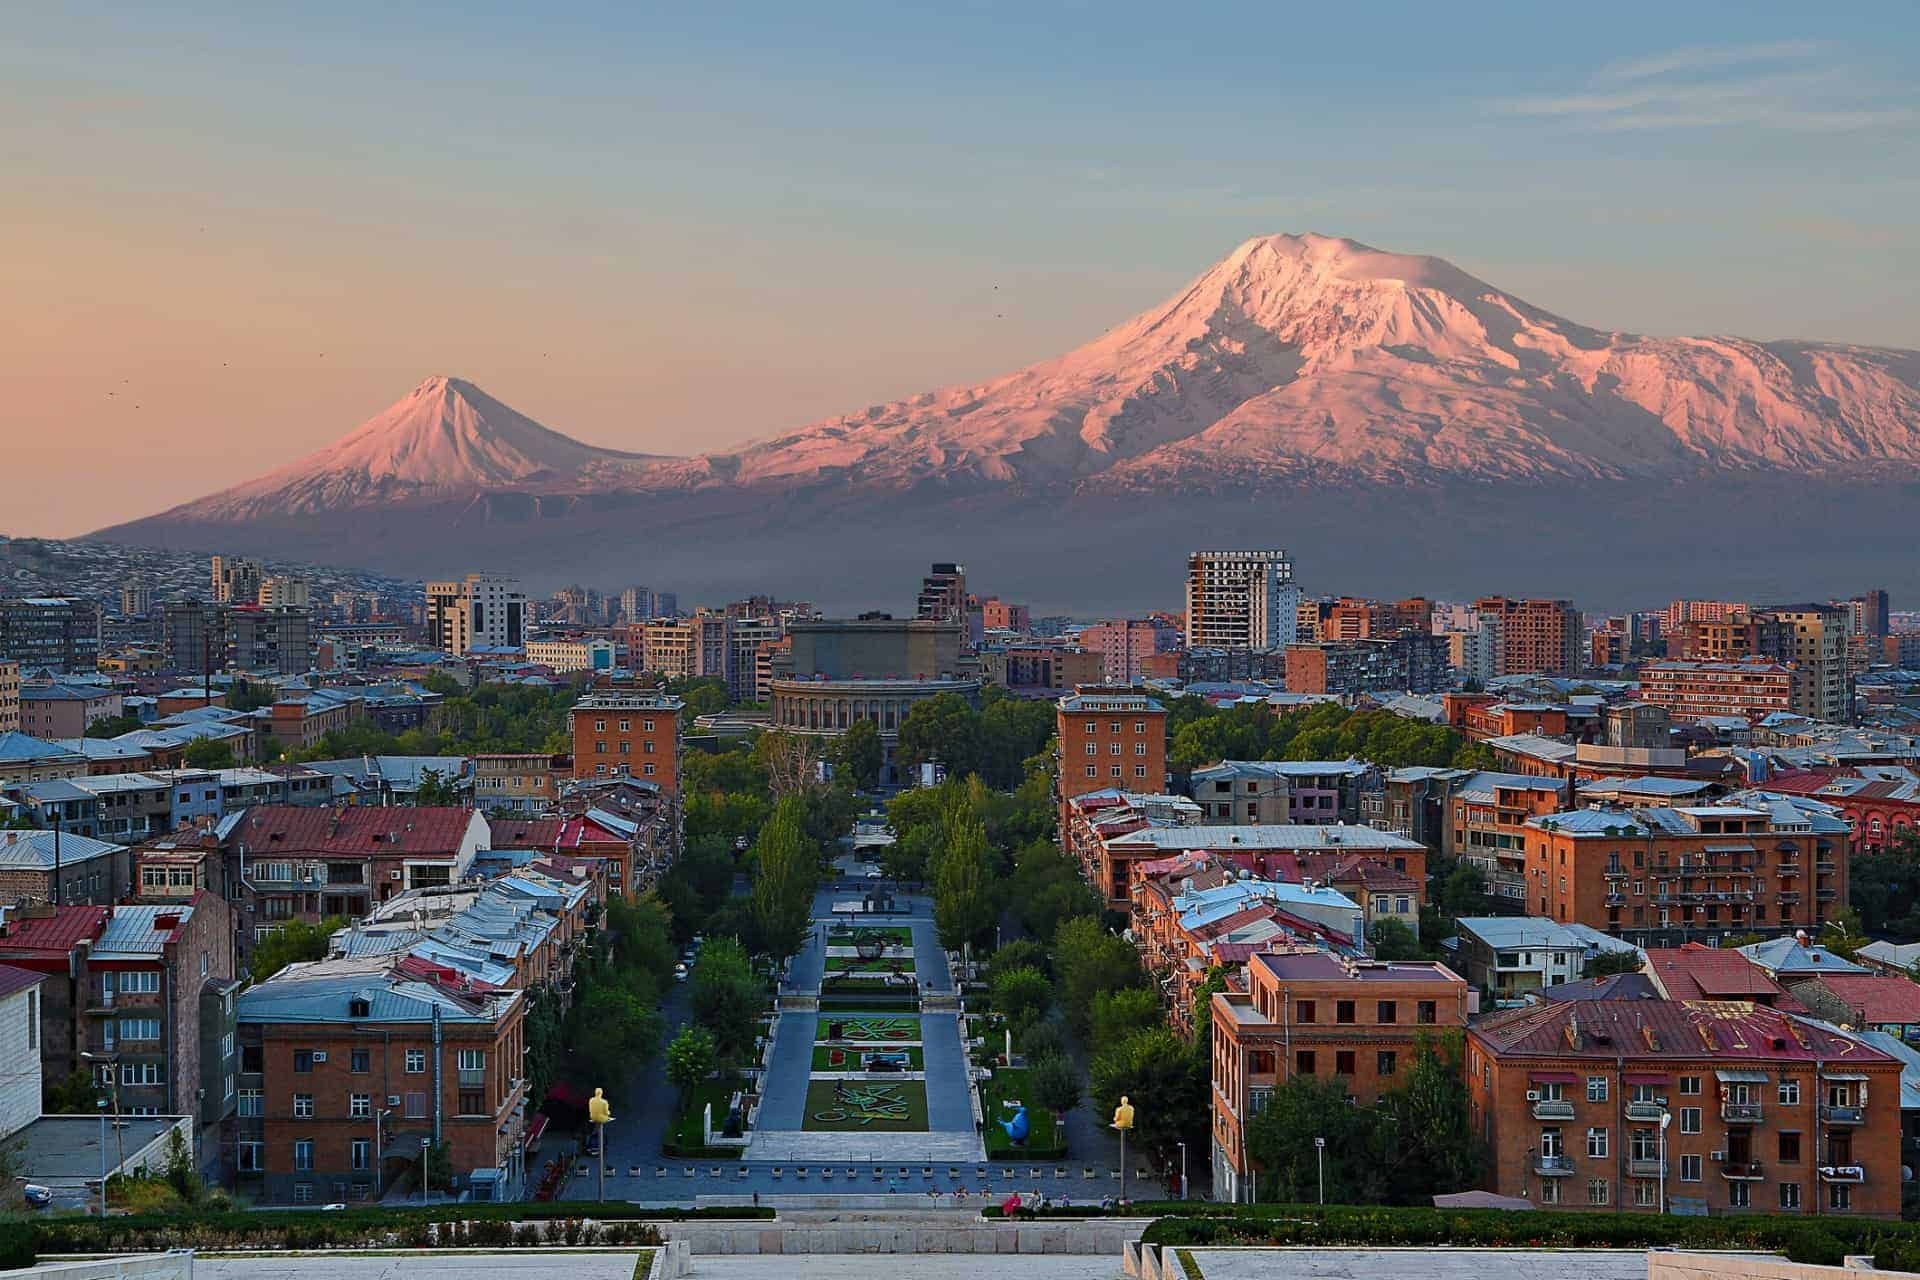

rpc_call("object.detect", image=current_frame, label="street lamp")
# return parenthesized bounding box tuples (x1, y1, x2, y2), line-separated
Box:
(1658, 1110, 1672, 1216)
(421, 1137, 432, 1203)
(1177, 1141, 1188, 1201)
(1315, 1136, 1326, 1205)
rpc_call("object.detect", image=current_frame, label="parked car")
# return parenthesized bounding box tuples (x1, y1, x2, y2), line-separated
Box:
(21, 1185, 51, 1210)
(674, 963, 689, 981)
(865, 866, 884, 880)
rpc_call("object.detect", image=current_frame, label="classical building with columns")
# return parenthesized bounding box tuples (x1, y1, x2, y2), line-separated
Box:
(769, 677, 981, 782)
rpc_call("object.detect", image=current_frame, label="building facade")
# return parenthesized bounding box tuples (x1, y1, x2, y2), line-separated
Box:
(1186, 551, 1300, 652)
(1473, 597, 1582, 676)
(569, 690, 683, 790)
(1055, 688, 1168, 820)
(425, 575, 525, 656)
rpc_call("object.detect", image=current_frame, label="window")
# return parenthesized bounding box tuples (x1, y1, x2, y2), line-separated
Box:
(1538, 1179, 1560, 1206)
(1634, 1180, 1658, 1207)
(1416, 1000, 1437, 1024)
(1376, 1001, 1397, 1024)
(1109, 766, 1121, 777)
(1085, 743, 1098, 756)
(1085, 766, 1096, 778)
(1829, 1183, 1851, 1212)
(1295, 1050, 1316, 1075)
(594, 720, 606, 732)
(1679, 1154, 1702, 1182)
(1377, 1051, 1397, 1077)
(1335, 1051, 1355, 1076)
(405, 1049, 426, 1074)
(238, 1141, 263, 1173)
(1586, 1179, 1610, 1206)
(349, 1093, 371, 1119)
(1778, 1078, 1800, 1106)
(644, 763, 656, 776)
(404, 1091, 427, 1118)
(643, 720, 654, 732)
(351, 1048, 370, 1074)
(1729, 1182, 1751, 1209)
(292, 1182, 314, 1204)
(120, 971, 159, 994)
(1679, 1107, 1701, 1134)
(118, 1017, 160, 1041)
(293, 1093, 314, 1118)
(459, 1088, 486, 1116)
(1134, 766, 1147, 779)
(294, 1140, 313, 1171)
(351, 1139, 371, 1172)
(618, 720, 630, 732)
(293, 1050, 314, 1073)
(121, 1061, 164, 1086)
(1336, 1000, 1355, 1024)
(1679, 1075, 1701, 1095)
(237, 1089, 262, 1117)
(1780, 1183, 1801, 1211)
(1540, 1128, 1563, 1157)
(1778, 1131, 1801, 1162)
(1586, 1076, 1608, 1103)
(1586, 1127, 1608, 1159)
(1296, 1000, 1316, 1024)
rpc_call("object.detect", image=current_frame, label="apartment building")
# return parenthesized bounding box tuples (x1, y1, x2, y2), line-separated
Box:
(1761, 606, 1851, 724)
(472, 753, 568, 814)
(1054, 688, 1168, 823)
(0, 660, 17, 735)
(210, 556, 262, 606)
(1283, 634, 1451, 696)
(1076, 620, 1169, 685)
(1448, 771, 1574, 906)
(978, 598, 1030, 633)
(1188, 760, 1377, 826)
(17, 684, 123, 738)
(1211, 951, 1471, 1201)
(425, 575, 525, 656)
(569, 689, 683, 790)
(1466, 999, 1900, 1217)
(916, 562, 968, 624)
(1186, 551, 1301, 652)
(234, 954, 528, 1204)
(1473, 597, 1582, 676)
(229, 607, 312, 675)
(0, 829, 132, 905)
(1639, 659, 1809, 724)
(0, 597, 99, 673)
(1451, 916, 1642, 1004)
(1521, 792, 1850, 946)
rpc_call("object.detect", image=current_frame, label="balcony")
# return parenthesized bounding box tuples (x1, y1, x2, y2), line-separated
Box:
(1778, 893, 1802, 905)
(1776, 863, 1801, 877)
(1816, 888, 1838, 902)
(1532, 1099, 1576, 1120)
(1534, 1154, 1575, 1176)
(1819, 1165, 1866, 1184)
(1605, 894, 1626, 908)
(456, 1068, 486, 1087)
(1625, 1100, 1667, 1122)
(1627, 1156, 1666, 1178)
(1821, 1104, 1865, 1125)
(1722, 1101, 1764, 1124)
(1816, 861, 1837, 874)
(1720, 1160, 1765, 1181)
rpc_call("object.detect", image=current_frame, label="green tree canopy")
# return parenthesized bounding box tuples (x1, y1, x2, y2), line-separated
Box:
(989, 965, 1052, 1032)
(829, 719, 884, 791)
(666, 1025, 717, 1097)
(749, 796, 818, 962)
(1052, 916, 1146, 1038)
(412, 768, 461, 807)
(933, 802, 997, 951)
(1367, 917, 1424, 962)
(690, 936, 764, 1065)
(1089, 1027, 1209, 1170)
(247, 916, 346, 981)
(182, 737, 235, 770)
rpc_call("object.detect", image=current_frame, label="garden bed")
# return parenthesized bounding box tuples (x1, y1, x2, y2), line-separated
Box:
(825, 956, 916, 974)
(800, 1079, 930, 1132)
(662, 1079, 745, 1158)
(829, 925, 914, 945)
(812, 1044, 925, 1070)
(981, 1066, 1067, 1160)
(815, 1014, 922, 1042)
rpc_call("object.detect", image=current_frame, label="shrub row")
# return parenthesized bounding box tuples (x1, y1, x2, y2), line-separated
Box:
(1125, 1203, 1920, 1269)
(33, 1202, 771, 1255)
(0, 1222, 34, 1271)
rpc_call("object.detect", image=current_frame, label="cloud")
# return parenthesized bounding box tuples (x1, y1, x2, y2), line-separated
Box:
(1491, 43, 1913, 133)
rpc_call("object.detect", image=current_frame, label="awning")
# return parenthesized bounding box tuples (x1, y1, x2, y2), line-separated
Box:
(1624, 1072, 1670, 1085)
(1704, 843, 1758, 854)
(1715, 1070, 1770, 1083)
(524, 1112, 550, 1149)
(1529, 1071, 1579, 1084)
(1821, 1071, 1870, 1082)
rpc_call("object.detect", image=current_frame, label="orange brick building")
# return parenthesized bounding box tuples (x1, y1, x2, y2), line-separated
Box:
(1054, 687, 1167, 820)
(569, 689, 683, 791)
(1467, 999, 1901, 1217)
(1521, 793, 1850, 946)
(1473, 597, 1582, 675)
(1210, 950, 1470, 1201)
(1639, 658, 1810, 724)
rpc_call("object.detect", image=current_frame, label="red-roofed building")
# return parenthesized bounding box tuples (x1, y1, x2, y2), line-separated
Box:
(1643, 944, 1803, 1010)
(1782, 971, 1920, 1039)
(0, 906, 109, 1092)
(1763, 769, 1920, 855)
(1467, 998, 1901, 1217)
(219, 806, 490, 959)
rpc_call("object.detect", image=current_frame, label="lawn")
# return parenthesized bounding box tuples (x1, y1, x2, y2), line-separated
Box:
(828, 925, 914, 946)
(811, 1044, 925, 1071)
(800, 1079, 930, 1132)
(981, 1066, 1067, 1160)
(825, 955, 916, 973)
(816, 1014, 921, 1043)
(663, 1079, 744, 1158)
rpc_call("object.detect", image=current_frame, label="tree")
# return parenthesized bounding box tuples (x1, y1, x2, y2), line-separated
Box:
(1029, 1052, 1082, 1147)
(413, 767, 461, 807)
(989, 938, 1048, 979)
(691, 937, 763, 1065)
(1051, 916, 1146, 1038)
(989, 965, 1052, 1032)
(752, 731, 826, 799)
(1089, 987, 1162, 1052)
(247, 916, 347, 981)
(1245, 1074, 1386, 1204)
(1368, 917, 1423, 961)
(830, 720, 884, 791)
(1088, 1028, 1208, 1171)
(1849, 843, 1920, 941)
(45, 1067, 102, 1114)
(656, 837, 736, 943)
(1586, 948, 1644, 977)
(750, 797, 817, 962)
(1438, 861, 1488, 917)
(933, 805, 996, 951)
(1019, 1020, 1071, 1067)
(666, 1025, 717, 1097)
(85, 714, 144, 739)
(182, 737, 235, 770)
(1371, 1032, 1486, 1202)
(896, 693, 985, 781)
(569, 985, 663, 1085)
(608, 894, 678, 994)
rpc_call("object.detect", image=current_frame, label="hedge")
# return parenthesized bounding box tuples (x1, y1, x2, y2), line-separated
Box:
(32, 1202, 772, 1255)
(1122, 1203, 1920, 1269)
(0, 1222, 34, 1270)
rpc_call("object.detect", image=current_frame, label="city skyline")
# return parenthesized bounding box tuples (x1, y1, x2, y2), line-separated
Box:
(6, 3, 1919, 538)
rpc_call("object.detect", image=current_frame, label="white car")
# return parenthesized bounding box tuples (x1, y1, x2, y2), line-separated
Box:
(865, 866, 884, 880)
(674, 963, 690, 981)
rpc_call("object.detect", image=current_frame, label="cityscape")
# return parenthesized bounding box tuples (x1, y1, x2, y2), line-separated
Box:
(5, 3, 1920, 1278)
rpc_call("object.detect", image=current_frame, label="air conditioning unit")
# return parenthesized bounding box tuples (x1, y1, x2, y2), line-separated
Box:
(390, 870, 403, 880)
(387, 1095, 401, 1107)
(312, 1051, 327, 1063)
(1710, 1150, 1726, 1162)
(1526, 1090, 1541, 1101)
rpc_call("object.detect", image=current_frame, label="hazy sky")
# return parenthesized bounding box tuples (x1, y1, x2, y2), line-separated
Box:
(5, 2, 1917, 537)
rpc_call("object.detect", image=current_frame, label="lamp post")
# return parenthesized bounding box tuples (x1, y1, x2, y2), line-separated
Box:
(421, 1137, 432, 1204)
(96, 1098, 109, 1216)
(1177, 1141, 1188, 1201)
(1315, 1136, 1326, 1205)
(1111, 1096, 1135, 1205)
(1659, 1109, 1672, 1216)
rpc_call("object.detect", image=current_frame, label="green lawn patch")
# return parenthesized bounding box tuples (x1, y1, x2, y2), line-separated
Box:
(829, 925, 913, 945)
(816, 1013, 921, 1042)
(981, 1066, 1066, 1160)
(825, 955, 916, 973)
(663, 1079, 743, 1158)
(811, 1044, 924, 1070)
(800, 1079, 929, 1132)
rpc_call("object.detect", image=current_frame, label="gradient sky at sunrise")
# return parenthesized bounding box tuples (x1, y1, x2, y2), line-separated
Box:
(5, 1, 1917, 537)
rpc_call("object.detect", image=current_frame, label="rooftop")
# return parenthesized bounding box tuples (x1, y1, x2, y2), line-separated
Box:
(1472, 998, 1896, 1065)
(1107, 823, 1423, 853)
(0, 828, 125, 869)
(224, 805, 481, 857)
(1253, 950, 1462, 984)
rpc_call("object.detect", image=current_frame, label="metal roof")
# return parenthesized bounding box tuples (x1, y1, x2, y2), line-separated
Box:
(91, 903, 196, 961)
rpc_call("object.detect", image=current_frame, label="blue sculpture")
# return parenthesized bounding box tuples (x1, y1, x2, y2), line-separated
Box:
(999, 1100, 1030, 1145)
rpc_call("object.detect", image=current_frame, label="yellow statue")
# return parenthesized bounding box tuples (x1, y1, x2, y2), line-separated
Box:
(1111, 1095, 1134, 1131)
(588, 1087, 614, 1125)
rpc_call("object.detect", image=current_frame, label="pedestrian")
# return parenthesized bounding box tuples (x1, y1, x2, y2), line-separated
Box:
(752, 1191, 760, 1208)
